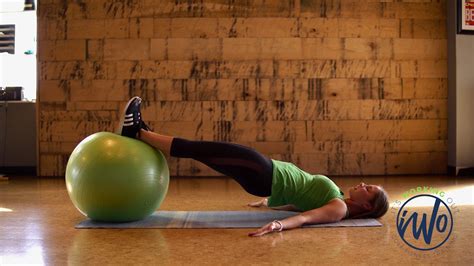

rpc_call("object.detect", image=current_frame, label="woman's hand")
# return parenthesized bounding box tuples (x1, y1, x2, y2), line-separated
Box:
(248, 221, 281, 237)
(248, 198, 268, 208)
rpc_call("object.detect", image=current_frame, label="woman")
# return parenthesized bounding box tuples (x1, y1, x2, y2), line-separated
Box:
(119, 97, 389, 237)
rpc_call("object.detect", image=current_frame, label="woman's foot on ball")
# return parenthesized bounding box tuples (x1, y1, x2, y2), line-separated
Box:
(119, 96, 150, 138)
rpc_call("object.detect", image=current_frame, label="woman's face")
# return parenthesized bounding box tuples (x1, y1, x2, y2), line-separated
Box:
(348, 182, 381, 205)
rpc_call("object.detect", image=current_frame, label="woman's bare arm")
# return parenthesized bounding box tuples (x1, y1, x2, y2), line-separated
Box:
(248, 199, 347, 237)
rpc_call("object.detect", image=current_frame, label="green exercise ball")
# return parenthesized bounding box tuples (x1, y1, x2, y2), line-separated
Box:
(65, 132, 169, 222)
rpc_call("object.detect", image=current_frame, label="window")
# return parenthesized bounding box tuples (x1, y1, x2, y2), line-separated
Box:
(0, 24, 15, 54)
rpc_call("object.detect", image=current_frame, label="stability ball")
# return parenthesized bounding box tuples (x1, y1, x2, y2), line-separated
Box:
(65, 132, 169, 222)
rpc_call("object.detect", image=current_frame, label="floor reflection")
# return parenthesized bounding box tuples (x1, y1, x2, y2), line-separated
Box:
(68, 230, 170, 265)
(0, 242, 45, 265)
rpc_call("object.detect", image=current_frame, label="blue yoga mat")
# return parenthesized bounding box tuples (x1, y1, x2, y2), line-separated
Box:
(76, 211, 382, 229)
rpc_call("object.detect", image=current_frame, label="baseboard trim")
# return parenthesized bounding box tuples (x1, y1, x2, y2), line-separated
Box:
(0, 166, 36, 176)
(447, 165, 474, 177)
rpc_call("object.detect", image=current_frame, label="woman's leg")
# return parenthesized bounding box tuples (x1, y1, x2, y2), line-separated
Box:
(139, 130, 273, 197)
(139, 130, 173, 156)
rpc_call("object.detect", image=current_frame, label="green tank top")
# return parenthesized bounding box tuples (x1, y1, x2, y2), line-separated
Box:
(267, 159, 345, 211)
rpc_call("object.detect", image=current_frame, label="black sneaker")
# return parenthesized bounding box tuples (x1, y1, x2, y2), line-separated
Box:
(119, 96, 147, 138)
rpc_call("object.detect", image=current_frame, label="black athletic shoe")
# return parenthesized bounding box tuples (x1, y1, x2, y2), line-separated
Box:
(140, 120, 151, 132)
(119, 96, 145, 138)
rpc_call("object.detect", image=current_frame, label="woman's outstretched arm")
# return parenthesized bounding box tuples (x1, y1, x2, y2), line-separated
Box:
(248, 198, 347, 237)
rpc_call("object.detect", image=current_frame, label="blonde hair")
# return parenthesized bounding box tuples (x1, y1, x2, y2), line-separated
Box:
(352, 187, 389, 219)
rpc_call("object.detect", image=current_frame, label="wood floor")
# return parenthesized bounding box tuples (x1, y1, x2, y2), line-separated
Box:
(0, 175, 473, 265)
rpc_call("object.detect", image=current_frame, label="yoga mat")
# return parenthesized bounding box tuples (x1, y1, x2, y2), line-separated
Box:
(76, 211, 382, 229)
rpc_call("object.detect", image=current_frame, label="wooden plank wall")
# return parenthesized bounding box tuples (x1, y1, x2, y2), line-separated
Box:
(37, 0, 447, 177)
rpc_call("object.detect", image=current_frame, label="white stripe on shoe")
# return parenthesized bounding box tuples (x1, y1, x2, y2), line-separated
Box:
(115, 96, 141, 134)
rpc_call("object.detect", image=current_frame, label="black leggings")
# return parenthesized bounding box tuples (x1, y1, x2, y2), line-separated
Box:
(170, 138, 273, 197)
